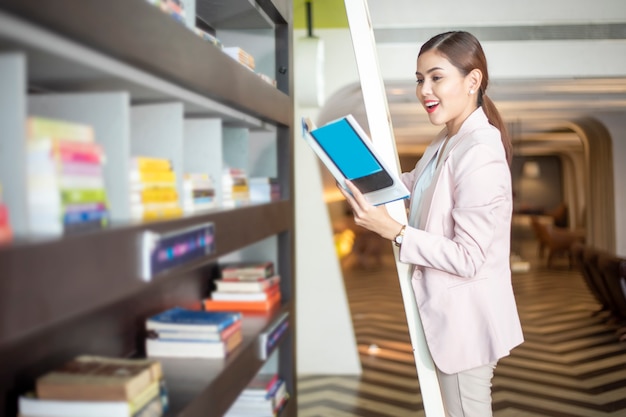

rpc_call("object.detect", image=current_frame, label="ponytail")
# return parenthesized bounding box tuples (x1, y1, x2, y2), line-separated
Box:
(480, 92, 512, 166)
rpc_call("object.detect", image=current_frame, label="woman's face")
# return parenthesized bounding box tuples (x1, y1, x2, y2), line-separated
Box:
(415, 49, 478, 136)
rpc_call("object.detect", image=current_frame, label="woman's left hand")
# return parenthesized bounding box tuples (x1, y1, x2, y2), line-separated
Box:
(339, 180, 403, 241)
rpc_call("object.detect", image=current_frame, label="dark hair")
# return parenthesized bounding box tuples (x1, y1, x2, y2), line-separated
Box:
(419, 31, 512, 165)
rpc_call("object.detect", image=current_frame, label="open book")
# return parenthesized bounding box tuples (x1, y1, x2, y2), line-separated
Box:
(301, 114, 409, 206)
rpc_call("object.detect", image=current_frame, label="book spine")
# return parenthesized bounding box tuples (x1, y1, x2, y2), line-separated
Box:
(60, 161, 104, 177)
(63, 207, 109, 225)
(61, 188, 107, 205)
(130, 170, 176, 184)
(130, 156, 172, 172)
(26, 116, 95, 142)
(131, 188, 179, 204)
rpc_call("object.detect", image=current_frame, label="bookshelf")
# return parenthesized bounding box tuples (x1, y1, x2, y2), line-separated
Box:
(0, 0, 295, 416)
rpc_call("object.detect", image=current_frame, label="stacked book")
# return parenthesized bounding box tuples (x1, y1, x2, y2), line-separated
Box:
(222, 167, 250, 208)
(182, 173, 216, 213)
(130, 156, 183, 221)
(222, 47, 255, 71)
(26, 116, 109, 235)
(145, 307, 243, 358)
(18, 355, 166, 417)
(0, 184, 12, 244)
(249, 177, 280, 203)
(203, 261, 281, 313)
(224, 373, 289, 417)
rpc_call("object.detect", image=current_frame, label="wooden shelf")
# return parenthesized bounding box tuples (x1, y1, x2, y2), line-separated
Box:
(0, 201, 293, 346)
(0, 0, 291, 125)
(162, 304, 291, 416)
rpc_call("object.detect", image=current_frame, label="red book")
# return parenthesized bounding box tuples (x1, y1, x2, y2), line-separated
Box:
(203, 290, 281, 313)
(53, 141, 104, 164)
(0, 205, 12, 244)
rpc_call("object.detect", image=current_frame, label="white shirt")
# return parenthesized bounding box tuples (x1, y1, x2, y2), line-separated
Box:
(408, 138, 447, 227)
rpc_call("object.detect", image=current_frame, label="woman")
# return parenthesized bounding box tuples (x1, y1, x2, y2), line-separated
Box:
(340, 31, 524, 416)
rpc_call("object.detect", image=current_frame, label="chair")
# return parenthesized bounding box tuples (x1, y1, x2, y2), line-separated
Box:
(571, 242, 611, 314)
(583, 247, 621, 321)
(531, 216, 585, 268)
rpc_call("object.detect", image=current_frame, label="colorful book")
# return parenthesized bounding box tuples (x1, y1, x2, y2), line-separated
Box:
(214, 275, 280, 293)
(129, 170, 176, 184)
(130, 156, 172, 172)
(220, 261, 275, 280)
(211, 283, 280, 302)
(146, 327, 243, 359)
(203, 290, 281, 313)
(19, 382, 164, 417)
(60, 188, 107, 205)
(131, 188, 179, 204)
(146, 307, 241, 333)
(147, 319, 242, 342)
(35, 356, 162, 402)
(26, 116, 95, 142)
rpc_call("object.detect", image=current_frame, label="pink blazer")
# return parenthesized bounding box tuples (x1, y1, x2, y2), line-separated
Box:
(399, 108, 523, 374)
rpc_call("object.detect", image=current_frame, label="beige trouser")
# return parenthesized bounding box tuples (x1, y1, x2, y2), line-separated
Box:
(435, 362, 497, 417)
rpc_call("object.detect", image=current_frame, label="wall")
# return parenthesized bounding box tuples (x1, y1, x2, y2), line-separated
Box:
(594, 112, 626, 256)
(512, 156, 563, 215)
(293, 32, 362, 375)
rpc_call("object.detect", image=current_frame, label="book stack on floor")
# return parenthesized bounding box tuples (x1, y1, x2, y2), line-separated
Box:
(249, 177, 280, 203)
(203, 261, 281, 313)
(182, 173, 216, 213)
(130, 156, 183, 221)
(18, 355, 166, 417)
(224, 373, 289, 417)
(145, 307, 243, 358)
(222, 167, 250, 208)
(0, 184, 12, 244)
(26, 116, 109, 235)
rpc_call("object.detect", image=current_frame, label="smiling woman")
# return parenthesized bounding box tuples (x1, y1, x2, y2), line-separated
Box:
(338, 31, 523, 417)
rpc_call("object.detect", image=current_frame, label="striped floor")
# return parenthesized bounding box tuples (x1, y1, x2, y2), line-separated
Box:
(297, 238, 626, 416)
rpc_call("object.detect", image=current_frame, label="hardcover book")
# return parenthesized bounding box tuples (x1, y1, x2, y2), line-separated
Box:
(203, 290, 281, 313)
(146, 307, 241, 333)
(214, 275, 280, 293)
(146, 327, 243, 359)
(220, 261, 275, 280)
(301, 114, 409, 206)
(211, 283, 280, 302)
(35, 356, 162, 402)
(148, 318, 242, 342)
(19, 382, 164, 417)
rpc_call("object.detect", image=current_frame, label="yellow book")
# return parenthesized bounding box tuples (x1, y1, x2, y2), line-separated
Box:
(130, 170, 176, 184)
(130, 156, 172, 172)
(132, 188, 179, 204)
(142, 206, 183, 220)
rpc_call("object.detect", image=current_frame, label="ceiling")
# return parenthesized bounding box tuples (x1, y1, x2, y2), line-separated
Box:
(293, 0, 626, 157)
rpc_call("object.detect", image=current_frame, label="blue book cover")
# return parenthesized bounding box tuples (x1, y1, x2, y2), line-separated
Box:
(147, 307, 241, 332)
(301, 114, 409, 206)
